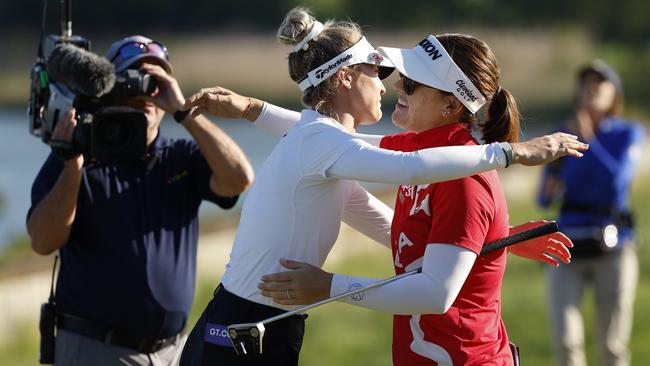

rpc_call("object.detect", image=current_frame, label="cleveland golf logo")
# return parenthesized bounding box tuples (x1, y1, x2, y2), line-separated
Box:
(314, 54, 353, 79)
(455, 80, 480, 102)
(417, 38, 443, 61)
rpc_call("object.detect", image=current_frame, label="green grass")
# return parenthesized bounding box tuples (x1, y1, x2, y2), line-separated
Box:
(0, 327, 39, 366)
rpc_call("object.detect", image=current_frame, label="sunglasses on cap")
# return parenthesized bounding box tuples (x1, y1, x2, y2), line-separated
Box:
(399, 73, 451, 96)
(110, 41, 169, 67)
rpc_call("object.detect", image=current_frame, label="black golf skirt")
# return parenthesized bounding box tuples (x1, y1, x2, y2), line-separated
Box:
(179, 284, 306, 366)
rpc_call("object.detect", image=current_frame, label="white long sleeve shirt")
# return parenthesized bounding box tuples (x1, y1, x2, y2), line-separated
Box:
(221, 108, 506, 309)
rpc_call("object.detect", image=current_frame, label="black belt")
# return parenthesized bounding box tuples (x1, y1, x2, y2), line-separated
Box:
(560, 202, 635, 228)
(58, 313, 178, 354)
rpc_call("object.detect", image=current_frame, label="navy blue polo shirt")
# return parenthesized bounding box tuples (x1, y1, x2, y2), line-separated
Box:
(538, 117, 645, 246)
(28, 135, 237, 339)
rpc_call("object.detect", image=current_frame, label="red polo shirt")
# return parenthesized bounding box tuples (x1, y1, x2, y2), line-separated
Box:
(380, 123, 512, 365)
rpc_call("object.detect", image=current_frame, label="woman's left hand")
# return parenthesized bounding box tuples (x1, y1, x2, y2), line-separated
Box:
(258, 259, 334, 306)
(507, 220, 573, 266)
(182, 86, 262, 121)
(512, 132, 589, 166)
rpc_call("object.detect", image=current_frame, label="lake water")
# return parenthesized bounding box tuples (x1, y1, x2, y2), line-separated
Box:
(0, 108, 402, 252)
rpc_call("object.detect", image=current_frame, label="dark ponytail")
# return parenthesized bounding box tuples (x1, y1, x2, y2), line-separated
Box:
(480, 87, 520, 143)
(437, 33, 521, 144)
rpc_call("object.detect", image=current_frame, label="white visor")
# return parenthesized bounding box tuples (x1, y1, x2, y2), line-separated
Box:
(378, 35, 487, 114)
(297, 36, 394, 92)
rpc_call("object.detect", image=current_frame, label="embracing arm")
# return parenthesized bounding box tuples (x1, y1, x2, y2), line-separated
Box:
(326, 141, 509, 185)
(260, 244, 476, 314)
(182, 87, 588, 158)
(183, 87, 300, 139)
(341, 182, 393, 248)
(183, 87, 388, 146)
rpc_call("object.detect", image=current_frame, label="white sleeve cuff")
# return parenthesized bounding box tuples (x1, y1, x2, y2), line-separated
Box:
(488, 142, 508, 168)
(253, 102, 301, 138)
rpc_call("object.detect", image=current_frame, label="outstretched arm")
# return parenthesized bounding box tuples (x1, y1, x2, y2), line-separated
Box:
(321, 133, 586, 186)
(341, 182, 393, 248)
(182, 87, 386, 145)
(258, 243, 475, 314)
(182, 86, 588, 165)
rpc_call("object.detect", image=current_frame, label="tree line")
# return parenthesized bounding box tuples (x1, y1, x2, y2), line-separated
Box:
(3, 0, 648, 43)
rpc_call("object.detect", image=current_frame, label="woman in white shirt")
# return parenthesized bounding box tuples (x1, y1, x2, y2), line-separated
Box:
(179, 7, 586, 366)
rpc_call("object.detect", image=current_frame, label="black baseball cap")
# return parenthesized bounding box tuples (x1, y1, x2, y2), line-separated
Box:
(578, 59, 623, 94)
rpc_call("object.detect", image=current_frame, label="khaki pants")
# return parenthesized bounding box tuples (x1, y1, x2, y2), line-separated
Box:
(54, 329, 188, 366)
(546, 243, 638, 366)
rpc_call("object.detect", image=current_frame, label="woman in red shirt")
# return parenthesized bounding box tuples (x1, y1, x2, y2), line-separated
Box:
(256, 33, 558, 365)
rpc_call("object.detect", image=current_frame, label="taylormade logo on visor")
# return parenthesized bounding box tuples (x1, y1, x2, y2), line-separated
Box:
(417, 39, 443, 61)
(315, 54, 354, 79)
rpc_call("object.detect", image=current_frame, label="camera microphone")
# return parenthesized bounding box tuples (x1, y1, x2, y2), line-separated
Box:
(47, 43, 116, 98)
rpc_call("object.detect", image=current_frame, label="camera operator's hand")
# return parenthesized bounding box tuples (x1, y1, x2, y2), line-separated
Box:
(182, 86, 263, 122)
(139, 63, 185, 113)
(51, 108, 84, 170)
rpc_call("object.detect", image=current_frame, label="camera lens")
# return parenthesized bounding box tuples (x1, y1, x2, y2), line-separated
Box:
(90, 107, 147, 160)
(98, 120, 132, 148)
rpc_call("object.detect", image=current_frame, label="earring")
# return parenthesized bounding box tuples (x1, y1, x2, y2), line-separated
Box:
(442, 110, 450, 117)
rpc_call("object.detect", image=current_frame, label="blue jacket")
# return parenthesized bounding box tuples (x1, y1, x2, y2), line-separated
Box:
(538, 117, 645, 248)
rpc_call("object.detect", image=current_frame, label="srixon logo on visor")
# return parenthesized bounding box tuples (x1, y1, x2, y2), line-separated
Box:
(417, 39, 443, 61)
(315, 54, 353, 79)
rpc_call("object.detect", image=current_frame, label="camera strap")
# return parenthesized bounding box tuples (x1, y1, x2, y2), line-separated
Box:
(48, 255, 59, 305)
(49, 139, 78, 161)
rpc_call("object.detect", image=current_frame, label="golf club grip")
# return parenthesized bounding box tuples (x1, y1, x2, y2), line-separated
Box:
(480, 221, 559, 255)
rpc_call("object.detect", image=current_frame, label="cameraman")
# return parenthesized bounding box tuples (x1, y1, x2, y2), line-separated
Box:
(26, 35, 254, 365)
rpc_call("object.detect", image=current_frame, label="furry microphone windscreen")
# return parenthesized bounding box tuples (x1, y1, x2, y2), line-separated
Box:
(47, 43, 116, 97)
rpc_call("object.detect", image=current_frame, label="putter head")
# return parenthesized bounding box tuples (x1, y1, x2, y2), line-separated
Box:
(227, 322, 266, 355)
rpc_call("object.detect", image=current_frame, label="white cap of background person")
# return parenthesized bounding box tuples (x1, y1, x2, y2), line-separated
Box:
(105, 35, 173, 74)
(378, 35, 488, 114)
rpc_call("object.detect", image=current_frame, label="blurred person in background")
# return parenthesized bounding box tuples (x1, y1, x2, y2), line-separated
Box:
(26, 35, 253, 365)
(538, 59, 646, 366)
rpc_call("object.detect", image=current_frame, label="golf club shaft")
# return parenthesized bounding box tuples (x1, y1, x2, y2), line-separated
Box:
(258, 221, 558, 326)
(260, 268, 422, 325)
